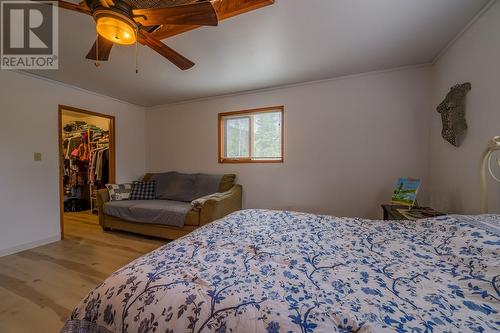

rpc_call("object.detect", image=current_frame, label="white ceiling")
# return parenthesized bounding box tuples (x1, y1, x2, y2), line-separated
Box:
(28, 0, 490, 106)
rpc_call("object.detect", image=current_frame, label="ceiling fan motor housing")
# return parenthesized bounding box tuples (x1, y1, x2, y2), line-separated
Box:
(89, 0, 138, 45)
(86, 0, 134, 15)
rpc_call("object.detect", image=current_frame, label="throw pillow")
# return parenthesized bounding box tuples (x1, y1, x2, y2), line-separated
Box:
(106, 183, 133, 201)
(130, 181, 156, 200)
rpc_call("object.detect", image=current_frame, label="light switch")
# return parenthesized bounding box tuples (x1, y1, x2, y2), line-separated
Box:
(34, 152, 42, 161)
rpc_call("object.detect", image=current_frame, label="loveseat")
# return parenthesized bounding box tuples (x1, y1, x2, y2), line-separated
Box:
(96, 172, 242, 240)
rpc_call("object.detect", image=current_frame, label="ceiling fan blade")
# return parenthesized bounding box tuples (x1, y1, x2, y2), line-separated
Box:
(151, 0, 274, 40)
(78, 0, 90, 11)
(138, 30, 194, 70)
(31, 0, 91, 14)
(85, 36, 114, 61)
(133, 1, 218, 27)
(99, 0, 115, 8)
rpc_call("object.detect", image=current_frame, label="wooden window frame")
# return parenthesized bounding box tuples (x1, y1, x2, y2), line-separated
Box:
(218, 106, 284, 164)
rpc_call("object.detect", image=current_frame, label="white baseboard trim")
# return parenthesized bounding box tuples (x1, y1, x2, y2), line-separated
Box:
(0, 235, 61, 257)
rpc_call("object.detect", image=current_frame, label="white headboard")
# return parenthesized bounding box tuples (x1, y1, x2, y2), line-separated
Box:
(480, 136, 500, 213)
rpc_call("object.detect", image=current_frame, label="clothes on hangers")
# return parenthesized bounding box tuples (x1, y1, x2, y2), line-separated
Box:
(89, 152, 95, 184)
(62, 120, 110, 212)
(64, 136, 82, 159)
(101, 149, 109, 183)
(92, 147, 109, 184)
(78, 142, 90, 162)
(68, 160, 88, 187)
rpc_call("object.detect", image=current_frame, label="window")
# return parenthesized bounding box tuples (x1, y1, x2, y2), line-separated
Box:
(218, 106, 284, 163)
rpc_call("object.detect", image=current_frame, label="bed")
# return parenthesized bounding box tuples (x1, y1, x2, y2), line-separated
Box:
(61, 209, 499, 333)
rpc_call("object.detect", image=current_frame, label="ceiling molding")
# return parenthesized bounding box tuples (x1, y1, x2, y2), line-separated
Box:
(147, 63, 432, 110)
(432, 0, 497, 65)
(14, 70, 144, 109)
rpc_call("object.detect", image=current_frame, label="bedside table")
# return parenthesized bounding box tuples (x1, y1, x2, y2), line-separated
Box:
(381, 204, 446, 221)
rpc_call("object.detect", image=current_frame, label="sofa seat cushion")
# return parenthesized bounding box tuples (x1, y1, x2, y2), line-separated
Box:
(104, 200, 197, 228)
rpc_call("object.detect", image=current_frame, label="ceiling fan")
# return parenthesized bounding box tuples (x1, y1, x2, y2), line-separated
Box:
(42, 0, 220, 70)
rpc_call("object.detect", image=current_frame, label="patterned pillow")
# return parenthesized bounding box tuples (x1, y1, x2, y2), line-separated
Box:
(105, 183, 133, 201)
(130, 181, 156, 200)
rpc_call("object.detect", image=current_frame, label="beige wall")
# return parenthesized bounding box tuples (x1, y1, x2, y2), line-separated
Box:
(146, 66, 433, 219)
(428, 1, 500, 214)
(0, 71, 146, 256)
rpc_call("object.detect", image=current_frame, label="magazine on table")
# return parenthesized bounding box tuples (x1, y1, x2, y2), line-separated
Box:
(391, 177, 420, 207)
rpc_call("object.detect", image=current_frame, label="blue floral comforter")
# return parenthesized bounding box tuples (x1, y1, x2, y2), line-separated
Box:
(61, 210, 500, 333)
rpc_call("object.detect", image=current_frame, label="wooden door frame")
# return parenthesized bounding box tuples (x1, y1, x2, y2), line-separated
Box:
(58, 105, 116, 239)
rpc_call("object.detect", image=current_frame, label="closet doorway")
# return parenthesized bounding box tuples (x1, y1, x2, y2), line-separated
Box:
(58, 105, 116, 239)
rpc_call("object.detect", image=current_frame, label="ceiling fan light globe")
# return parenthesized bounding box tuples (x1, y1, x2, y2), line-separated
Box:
(95, 12, 136, 45)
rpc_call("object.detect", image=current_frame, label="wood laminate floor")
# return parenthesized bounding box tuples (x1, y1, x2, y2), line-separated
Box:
(0, 212, 165, 333)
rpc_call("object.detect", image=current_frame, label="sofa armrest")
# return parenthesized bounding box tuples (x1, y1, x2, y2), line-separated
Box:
(96, 189, 110, 226)
(199, 185, 242, 226)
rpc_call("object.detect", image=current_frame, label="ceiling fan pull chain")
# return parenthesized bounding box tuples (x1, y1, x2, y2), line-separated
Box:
(95, 34, 100, 68)
(135, 28, 139, 74)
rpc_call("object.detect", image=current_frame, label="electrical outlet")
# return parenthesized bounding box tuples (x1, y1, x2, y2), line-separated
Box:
(34, 152, 42, 161)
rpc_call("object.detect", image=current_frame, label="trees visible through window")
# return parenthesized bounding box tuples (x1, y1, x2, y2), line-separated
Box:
(219, 106, 283, 163)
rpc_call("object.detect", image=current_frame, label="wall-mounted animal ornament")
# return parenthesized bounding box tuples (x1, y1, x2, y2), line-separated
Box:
(436, 82, 471, 147)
